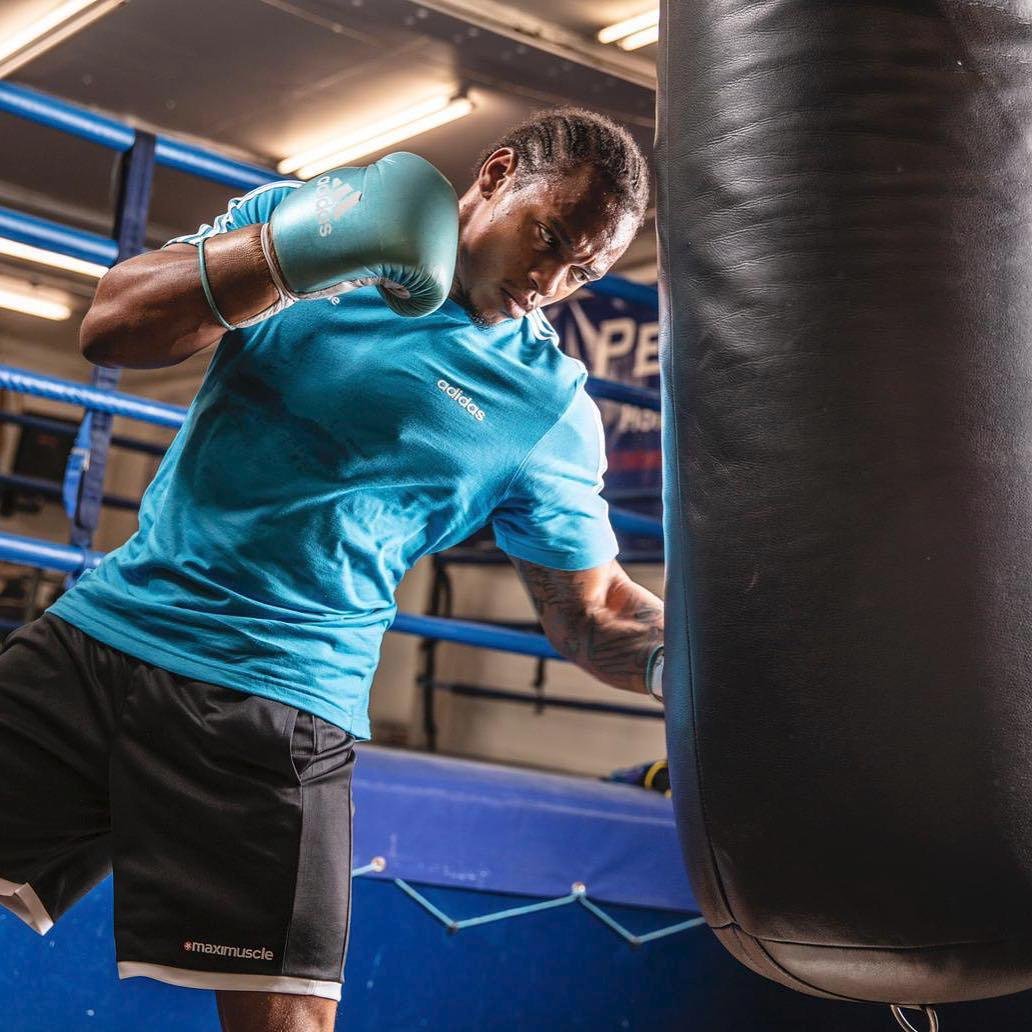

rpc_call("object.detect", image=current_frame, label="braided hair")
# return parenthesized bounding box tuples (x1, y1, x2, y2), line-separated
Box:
(474, 107, 650, 228)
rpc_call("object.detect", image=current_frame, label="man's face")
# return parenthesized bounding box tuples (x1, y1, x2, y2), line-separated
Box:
(453, 150, 638, 327)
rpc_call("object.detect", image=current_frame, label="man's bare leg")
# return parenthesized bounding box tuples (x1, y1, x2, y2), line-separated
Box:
(216, 991, 338, 1032)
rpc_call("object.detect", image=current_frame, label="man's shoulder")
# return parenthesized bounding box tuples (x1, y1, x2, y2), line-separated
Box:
(516, 309, 587, 385)
(526, 368, 603, 469)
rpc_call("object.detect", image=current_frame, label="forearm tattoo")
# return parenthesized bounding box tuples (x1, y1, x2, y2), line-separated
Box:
(513, 559, 663, 694)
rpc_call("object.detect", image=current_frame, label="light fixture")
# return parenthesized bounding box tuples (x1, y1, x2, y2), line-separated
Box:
(0, 276, 73, 321)
(0, 237, 107, 279)
(597, 8, 659, 50)
(617, 23, 659, 50)
(279, 95, 475, 180)
(0, 0, 128, 78)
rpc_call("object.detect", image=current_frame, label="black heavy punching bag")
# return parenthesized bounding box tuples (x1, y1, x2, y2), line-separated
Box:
(658, 1, 1032, 1024)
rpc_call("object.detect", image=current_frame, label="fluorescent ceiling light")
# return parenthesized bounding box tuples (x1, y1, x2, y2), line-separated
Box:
(0, 237, 107, 279)
(279, 95, 474, 180)
(0, 0, 127, 78)
(597, 9, 659, 46)
(0, 278, 73, 321)
(618, 23, 659, 50)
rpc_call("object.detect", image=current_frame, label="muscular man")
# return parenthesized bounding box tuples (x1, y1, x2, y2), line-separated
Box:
(0, 108, 662, 1032)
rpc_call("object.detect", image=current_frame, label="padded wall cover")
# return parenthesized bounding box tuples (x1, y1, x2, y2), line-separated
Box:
(657, 0, 1032, 1006)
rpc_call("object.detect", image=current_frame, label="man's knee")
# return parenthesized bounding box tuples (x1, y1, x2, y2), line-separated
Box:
(216, 990, 338, 1032)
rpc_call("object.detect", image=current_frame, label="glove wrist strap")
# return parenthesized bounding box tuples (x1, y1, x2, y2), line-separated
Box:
(197, 237, 235, 331)
(197, 231, 297, 332)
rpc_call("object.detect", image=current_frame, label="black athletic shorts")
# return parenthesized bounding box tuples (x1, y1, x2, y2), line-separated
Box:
(0, 613, 356, 1000)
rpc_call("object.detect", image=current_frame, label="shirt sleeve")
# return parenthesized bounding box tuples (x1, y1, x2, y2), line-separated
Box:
(162, 180, 301, 247)
(492, 389, 619, 571)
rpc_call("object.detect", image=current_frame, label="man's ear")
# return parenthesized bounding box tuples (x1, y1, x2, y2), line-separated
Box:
(477, 148, 519, 199)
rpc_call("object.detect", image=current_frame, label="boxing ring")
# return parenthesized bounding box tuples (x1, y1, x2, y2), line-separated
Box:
(0, 78, 707, 1030)
(0, 79, 846, 1031)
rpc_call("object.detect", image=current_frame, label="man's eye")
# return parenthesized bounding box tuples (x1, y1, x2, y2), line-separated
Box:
(538, 224, 557, 247)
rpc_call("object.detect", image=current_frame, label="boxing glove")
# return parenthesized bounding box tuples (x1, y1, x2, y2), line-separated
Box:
(262, 151, 459, 318)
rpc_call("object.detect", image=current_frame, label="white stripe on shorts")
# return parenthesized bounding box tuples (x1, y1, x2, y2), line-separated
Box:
(117, 961, 342, 1001)
(0, 877, 54, 935)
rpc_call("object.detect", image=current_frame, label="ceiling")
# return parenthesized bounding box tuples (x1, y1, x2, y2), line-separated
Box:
(0, 0, 659, 358)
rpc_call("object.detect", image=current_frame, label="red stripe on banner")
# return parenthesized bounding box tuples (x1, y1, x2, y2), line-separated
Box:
(608, 449, 662, 473)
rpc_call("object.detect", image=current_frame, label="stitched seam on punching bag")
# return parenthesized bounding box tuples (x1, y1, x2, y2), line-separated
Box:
(746, 932, 865, 1003)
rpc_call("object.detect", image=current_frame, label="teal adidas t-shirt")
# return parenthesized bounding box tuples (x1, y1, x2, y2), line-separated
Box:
(50, 181, 618, 739)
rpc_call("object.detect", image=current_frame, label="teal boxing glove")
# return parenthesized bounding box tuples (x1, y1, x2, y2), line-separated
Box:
(261, 151, 459, 318)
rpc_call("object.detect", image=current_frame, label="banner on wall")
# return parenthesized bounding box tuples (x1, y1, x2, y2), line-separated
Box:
(544, 291, 661, 520)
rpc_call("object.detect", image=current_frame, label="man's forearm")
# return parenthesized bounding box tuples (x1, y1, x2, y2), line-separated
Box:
(579, 576, 663, 693)
(80, 225, 277, 369)
(514, 559, 663, 695)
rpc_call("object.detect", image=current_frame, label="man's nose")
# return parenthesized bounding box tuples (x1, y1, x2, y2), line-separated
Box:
(529, 262, 566, 301)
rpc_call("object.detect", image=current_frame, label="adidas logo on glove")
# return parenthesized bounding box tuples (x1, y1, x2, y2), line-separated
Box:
(437, 379, 486, 422)
(315, 175, 362, 238)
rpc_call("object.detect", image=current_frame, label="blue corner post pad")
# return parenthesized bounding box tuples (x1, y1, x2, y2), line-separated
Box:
(62, 412, 93, 519)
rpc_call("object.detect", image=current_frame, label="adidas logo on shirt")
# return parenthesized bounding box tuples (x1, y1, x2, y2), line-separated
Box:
(437, 379, 486, 422)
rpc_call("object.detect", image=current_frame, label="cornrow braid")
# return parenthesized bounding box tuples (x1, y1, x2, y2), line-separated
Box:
(474, 107, 650, 228)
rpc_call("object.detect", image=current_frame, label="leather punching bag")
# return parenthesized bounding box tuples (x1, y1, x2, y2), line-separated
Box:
(658, 0, 1032, 1021)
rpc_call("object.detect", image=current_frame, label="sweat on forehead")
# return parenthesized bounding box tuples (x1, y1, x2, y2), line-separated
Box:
(521, 166, 632, 234)
(517, 162, 620, 202)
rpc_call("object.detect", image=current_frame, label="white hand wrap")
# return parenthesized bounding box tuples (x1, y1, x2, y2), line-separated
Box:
(647, 644, 664, 704)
